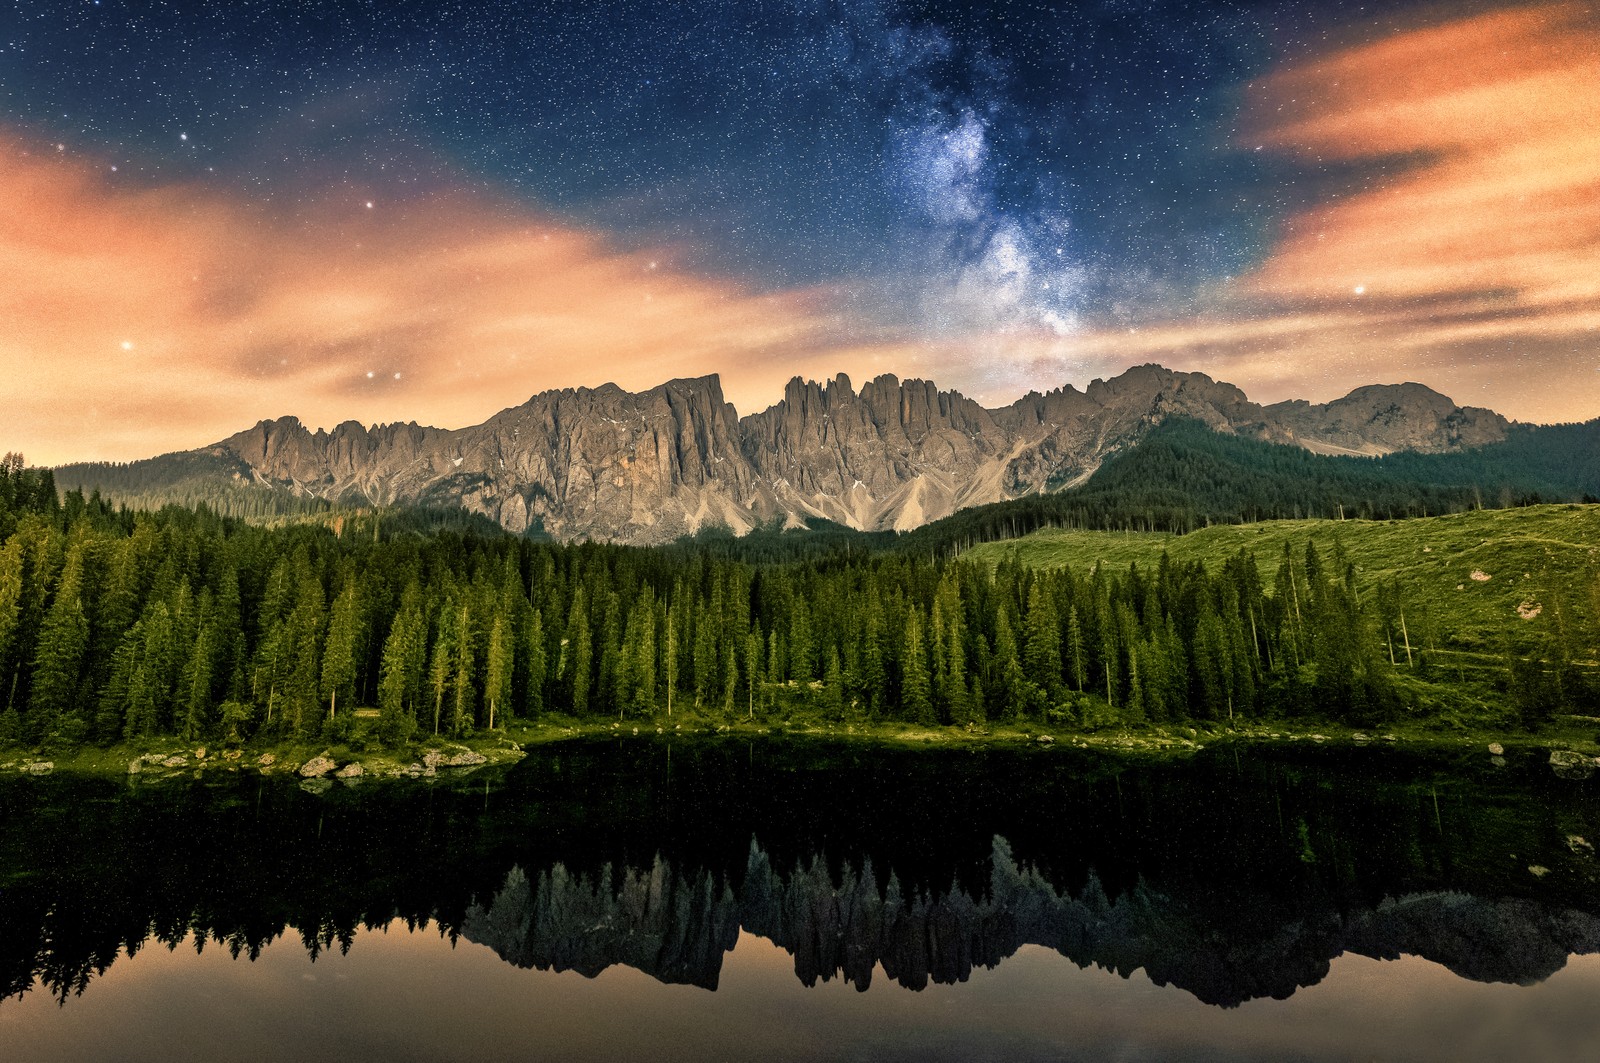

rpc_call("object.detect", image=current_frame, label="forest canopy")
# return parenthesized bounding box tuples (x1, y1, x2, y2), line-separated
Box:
(3, 448, 1595, 753)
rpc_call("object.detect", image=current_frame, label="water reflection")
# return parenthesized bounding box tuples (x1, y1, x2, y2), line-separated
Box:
(2, 738, 1597, 1013)
(461, 838, 1600, 1004)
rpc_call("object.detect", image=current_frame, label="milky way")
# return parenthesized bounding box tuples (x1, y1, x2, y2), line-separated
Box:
(1, 0, 1595, 463)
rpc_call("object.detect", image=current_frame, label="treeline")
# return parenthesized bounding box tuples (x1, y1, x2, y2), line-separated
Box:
(54, 450, 339, 522)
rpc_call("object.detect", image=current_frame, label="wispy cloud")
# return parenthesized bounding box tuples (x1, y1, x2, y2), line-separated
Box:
(1008, 2, 1600, 420)
(0, 137, 874, 463)
(4, 4, 1597, 467)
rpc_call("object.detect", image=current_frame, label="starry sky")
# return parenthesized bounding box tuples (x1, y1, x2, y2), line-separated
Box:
(2, 0, 1597, 464)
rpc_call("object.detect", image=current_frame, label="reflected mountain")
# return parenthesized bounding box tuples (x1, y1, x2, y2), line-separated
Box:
(461, 836, 1600, 1006)
(3, 738, 1597, 1008)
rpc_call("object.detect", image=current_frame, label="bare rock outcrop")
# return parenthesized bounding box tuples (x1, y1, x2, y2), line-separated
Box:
(133, 364, 1511, 544)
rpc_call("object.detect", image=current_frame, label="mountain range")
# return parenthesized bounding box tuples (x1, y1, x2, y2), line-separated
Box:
(57, 363, 1514, 544)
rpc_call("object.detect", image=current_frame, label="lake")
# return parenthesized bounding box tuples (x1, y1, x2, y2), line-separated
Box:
(3, 737, 1599, 1061)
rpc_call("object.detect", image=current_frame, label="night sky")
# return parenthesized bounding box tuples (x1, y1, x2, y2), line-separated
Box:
(3, 0, 1597, 463)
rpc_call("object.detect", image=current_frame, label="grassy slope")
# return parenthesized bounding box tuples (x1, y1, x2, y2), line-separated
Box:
(968, 504, 1600, 664)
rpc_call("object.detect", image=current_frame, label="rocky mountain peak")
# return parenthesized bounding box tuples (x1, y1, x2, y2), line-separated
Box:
(136, 363, 1514, 543)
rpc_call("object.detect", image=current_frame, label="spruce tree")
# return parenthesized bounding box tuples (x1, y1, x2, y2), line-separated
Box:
(564, 587, 591, 715)
(523, 607, 547, 716)
(320, 582, 360, 721)
(484, 612, 511, 730)
(901, 609, 934, 724)
(1022, 581, 1062, 702)
(29, 545, 90, 738)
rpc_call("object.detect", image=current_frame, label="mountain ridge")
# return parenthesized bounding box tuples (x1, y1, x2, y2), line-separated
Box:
(58, 363, 1512, 543)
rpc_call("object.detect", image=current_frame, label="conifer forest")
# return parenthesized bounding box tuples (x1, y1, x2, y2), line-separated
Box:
(5, 452, 1594, 753)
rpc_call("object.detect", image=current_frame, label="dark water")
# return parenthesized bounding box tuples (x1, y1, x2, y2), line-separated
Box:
(3, 738, 1600, 1061)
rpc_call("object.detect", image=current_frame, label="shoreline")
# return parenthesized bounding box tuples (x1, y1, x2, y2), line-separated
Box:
(5, 714, 1598, 783)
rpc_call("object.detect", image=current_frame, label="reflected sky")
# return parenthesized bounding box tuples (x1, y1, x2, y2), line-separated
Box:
(4, 921, 1600, 1063)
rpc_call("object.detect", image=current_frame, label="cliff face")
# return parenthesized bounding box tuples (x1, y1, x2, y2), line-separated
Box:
(199, 364, 1509, 543)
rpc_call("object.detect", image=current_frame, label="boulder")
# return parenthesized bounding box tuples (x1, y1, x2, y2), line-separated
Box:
(24, 761, 53, 775)
(258, 753, 276, 767)
(161, 755, 187, 769)
(1548, 750, 1595, 780)
(1488, 742, 1504, 756)
(443, 750, 487, 768)
(127, 759, 142, 775)
(335, 762, 365, 779)
(298, 755, 337, 778)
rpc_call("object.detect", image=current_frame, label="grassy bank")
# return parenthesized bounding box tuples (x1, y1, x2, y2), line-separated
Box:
(964, 504, 1600, 731)
(967, 503, 1600, 655)
(7, 701, 1598, 782)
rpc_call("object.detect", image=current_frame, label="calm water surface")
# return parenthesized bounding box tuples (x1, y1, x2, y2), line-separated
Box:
(3, 737, 1599, 1061)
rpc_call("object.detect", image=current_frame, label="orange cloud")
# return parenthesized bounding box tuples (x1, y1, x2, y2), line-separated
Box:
(0, 138, 877, 464)
(5, 4, 1598, 470)
(968, 3, 1600, 423)
(1246, 3, 1600, 310)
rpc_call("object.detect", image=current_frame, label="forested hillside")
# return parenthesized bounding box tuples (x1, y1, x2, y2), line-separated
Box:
(900, 417, 1600, 554)
(4, 453, 1596, 754)
(52, 450, 336, 522)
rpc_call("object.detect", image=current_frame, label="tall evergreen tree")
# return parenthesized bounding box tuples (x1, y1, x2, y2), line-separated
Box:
(29, 543, 91, 738)
(901, 609, 933, 724)
(320, 581, 361, 720)
(484, 611, 512, 730)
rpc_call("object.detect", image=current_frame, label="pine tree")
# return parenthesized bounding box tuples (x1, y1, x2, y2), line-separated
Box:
(901, 609, 934, 724)
(596, 590, 622, 715)
(484, 611, 512, 730)
(428, 594, 458, 735)
(824, 645, 845, 718)
(29, 543, 91, 738)
(788, 598, 813, 682)
(861, 597, 887, 715)
(279, 574, 325, 737)
(1023, 581, 1062, 703)
(523, 607, 547, 716)
(0, 541, 24, 719)
(744, 627, 762, 718)
(377, 583, 427, 734)
(450, 600, 475, 737)
(693, 594, 718, 707)
(320, 581, 361, 721)
(1066, 605, 1086, 693)
(124, 603, 173, 738)
(664, 593, 680, 716)
(180, 621, 217, 740)
(563, 587, 591, 715)
(992, 606, 1033, 720)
